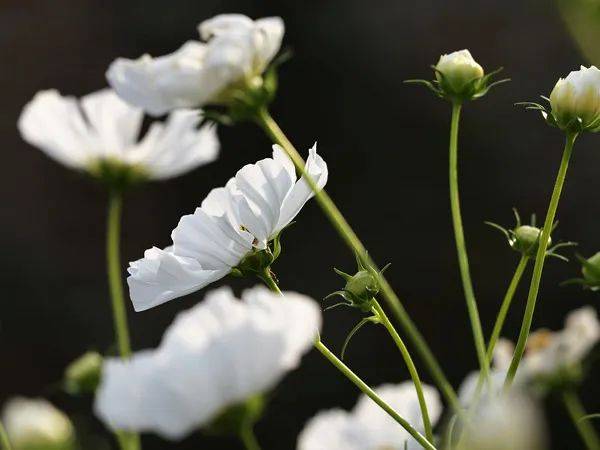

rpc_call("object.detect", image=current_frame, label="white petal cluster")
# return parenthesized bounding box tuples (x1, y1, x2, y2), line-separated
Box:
(107, 14, 284, 116)
(94, 286, 321, 440)
(550, 66, 600, 130)
(297, 382, 442, 450)
(18, 89, 219, 180)
(127, 144, 328, 311)
(2, 398, 75, 450)
(435, 49, 484, 94)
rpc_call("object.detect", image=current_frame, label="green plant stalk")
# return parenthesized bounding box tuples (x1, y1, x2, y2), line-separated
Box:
(504, 132, 577, 387)
(448, 102, 488, 378)
(259, 271, 437, 450)
(255, 107, 462, 413)
(106, 191, 141, 450)
(372, 300, 434, 442)
(239, 424, 262, 450)
(563, 390, 600, 450)
(486, 255, 529, 363)
(0, 421, 11, 450)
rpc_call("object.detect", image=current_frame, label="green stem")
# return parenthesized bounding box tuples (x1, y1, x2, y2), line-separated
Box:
(372, 300, 434, 442)
(504, 132, 577, 387)
(563, 390, 600, 450)
(448, 102, 488, 378)
(255, 108, 462, 413)
(486, 255, 529, 363)
(258, 271, 437, 450)
(107, 191, 140, 450)
(0, 421, 12, 450)
(239, 424, 262, 450)
(314, 341, 437, 450)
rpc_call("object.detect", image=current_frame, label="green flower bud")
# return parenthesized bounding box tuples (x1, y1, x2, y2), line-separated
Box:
(512, 225, 550, 256)
(435, 50, 484, 97)
(581, 252, 600, 288)
(2, 398, 76, 450)
(64, 351, 103, 395)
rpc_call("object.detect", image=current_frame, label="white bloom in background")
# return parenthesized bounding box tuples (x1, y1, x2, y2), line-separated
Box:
(550, 65, 600, 130)
(94, 286, 321, 440)
(458, 392, 547, 450)
(128, 144, 328, 311)
(519, 306, 600, 379)
(297, 382, 442, 450)
(435, 49, 484, 94)
(2, 398, 75, 450)
(107, 14, 284, 116)
(18, 89, 219, 180)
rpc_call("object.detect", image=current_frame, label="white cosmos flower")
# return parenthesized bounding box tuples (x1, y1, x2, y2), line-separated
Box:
(2, 397, 75, 450)
(18, 88, 219, 180)
(94, 285, 321, 440)
(107, 14, 284, 116)
(297, 382, 442, 450)
(550, 65, 600, 130)
(127, 143, 328, 311)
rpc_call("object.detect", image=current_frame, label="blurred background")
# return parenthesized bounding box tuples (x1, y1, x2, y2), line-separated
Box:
(2, 0, 600, 448)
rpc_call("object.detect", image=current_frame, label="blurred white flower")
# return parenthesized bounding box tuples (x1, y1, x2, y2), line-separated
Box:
(18, 88, 219, 181)
(127, 144, 328, 311)
(435, 49, 484, 94)
(94, 285, 321, 440)
(107, 14, 284, 116)
(297, 382, 442, 450)
(550, 65, 600, 131)
(2, 398, 75, 450)
(458, 392, 547, 450)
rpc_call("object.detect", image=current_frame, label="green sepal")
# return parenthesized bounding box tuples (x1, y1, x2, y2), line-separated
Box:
(204, 394, 266, 437)
(564, 252, 600, 291)
(88, 158, 148, 192)
(64, 351, 103, 395)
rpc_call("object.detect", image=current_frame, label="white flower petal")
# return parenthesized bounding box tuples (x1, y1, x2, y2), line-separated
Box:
(127, 247, 229, 312)
(107, 42, 208, 116)
(198, 14, 255, 40)
(132, 110, 219, 179)
(253, 17, 285, 71)
(18, 90, 93, 170)
(297, 409, 366, 450)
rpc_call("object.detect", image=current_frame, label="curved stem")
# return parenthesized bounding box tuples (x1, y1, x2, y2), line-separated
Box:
(448, 102, 488, 378)
(372, 300, 434, 442)
(0, 421, 12, 450)
(107, 191, 140, 450)
(255, 108, 461, 413)
(258, 271, 437, 450)
(239, 424, 262, 450)
(563, 390, 600, 450)
(486, 255, 529, 363)
(504, 132, 577, 387)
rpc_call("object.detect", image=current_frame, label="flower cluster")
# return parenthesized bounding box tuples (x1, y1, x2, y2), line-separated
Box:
(127, 144, 327, 311)
(95, 286, 321, 439)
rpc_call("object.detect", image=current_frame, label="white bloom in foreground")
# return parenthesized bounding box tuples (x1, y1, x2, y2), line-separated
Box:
(550, 65, 600, 131)
(458, 392, 547, 450)
(2, 398, 75, 450)
(128, 144, 328, 311)
(94, 286, 321, 440)
(297, 382, 442, 450)
(107, 14, 284, 116)
(435, 49, 484, 94)
(18, 89, 219, 180)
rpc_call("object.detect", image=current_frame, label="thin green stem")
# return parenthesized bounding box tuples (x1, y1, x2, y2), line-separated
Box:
(504, 132, 577, 387)
(486, 255, 529, 363)
(258, 271, 436, 450)
(0, 421, 12, 450)
(106, 191, 133, 358)
(448, 102, 488, 378)
(314, 341, 437, 450)
(239, 424, 262, 450)
(255, 108, 462, 413)
(372, 300, 434, 442)
(563, 390, 600, 450)
(107, 191, 140, 450)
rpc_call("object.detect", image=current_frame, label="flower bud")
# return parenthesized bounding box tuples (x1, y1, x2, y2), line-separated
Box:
(64, 351, 103, 395)
(549, 66, 600, 132)
(2, 398, 75, 450)
(435, 50, 484, 98)
(581, 252, 600, 288)
(512, 225, 550, 256)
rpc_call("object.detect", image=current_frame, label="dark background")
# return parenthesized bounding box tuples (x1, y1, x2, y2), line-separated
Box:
(2, 0, 600, 449)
